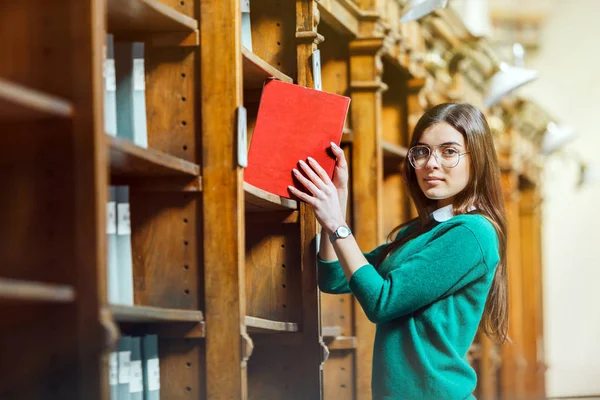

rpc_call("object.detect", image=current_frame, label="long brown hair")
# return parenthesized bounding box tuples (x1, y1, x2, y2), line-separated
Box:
(377, 103, 508, 344)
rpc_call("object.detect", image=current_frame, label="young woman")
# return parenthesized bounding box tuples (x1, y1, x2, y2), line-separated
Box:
(287, 103, 508, 399)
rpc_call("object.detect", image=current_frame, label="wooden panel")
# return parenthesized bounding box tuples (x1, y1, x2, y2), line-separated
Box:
(382, 172, 409, 242)
(199, 0, 247, 398)
(0, 279, 74, 303)
(159, 338, 206, 398)
(246, 316, 299, 333)
(242, 48, 293, 90)
(326, 336, 357, 351)
(249, 0, 298, 80)
(323, 352, 355, 399)
(109, 135, 201, 178)
(130, 192, 203, 309)
(245, 221, 302, 322)
(110, 304, 204, 323)
(0, 78, 73, 120)
(321, 293, 353, 336)
(107, 0, 198, 35)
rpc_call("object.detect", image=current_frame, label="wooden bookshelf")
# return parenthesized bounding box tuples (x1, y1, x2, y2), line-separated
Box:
(0, 78, 73, 120)
(107, 0, 198, 34)
(108, 135, 201, 178)
(324, 336, 357, 351)
(0, 278, 75, 303)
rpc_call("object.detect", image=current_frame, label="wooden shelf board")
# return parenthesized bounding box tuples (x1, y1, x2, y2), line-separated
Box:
(245, 316, 299, 334)
(109, 135, 200, 179)
(382, 141, 408, 159)
(244, 182, 298, 212)
(325, 335, 357, 351)
(322, 325, 342, 338)
(0, 278, 74, 303)
(0, 78, 73, 120)
(242, 47, 293, 91)
(110, 304, 204, 324)
(107, 0, 197, 35)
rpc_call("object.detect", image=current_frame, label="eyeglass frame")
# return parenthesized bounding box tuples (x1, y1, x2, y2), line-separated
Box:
(407, 144, 470, 169)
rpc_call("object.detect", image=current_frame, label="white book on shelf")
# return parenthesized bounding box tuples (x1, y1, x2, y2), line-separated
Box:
(107, 186, 120, 304)
(241, 0, 252, 51)
(109, 351, 119, 399)
(129, 337, 144, 400)
(116, 186, 134, 306)
(104, 34, 118, 137)
(117, 336, 132, 400)
(115, 42, 148, 148)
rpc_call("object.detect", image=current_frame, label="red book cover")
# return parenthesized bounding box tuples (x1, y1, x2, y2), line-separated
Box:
(245, 79, 351, 199)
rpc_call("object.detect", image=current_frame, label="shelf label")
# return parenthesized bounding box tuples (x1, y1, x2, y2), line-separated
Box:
(129, 360, 144, 393)
(312, 50, 322, 91)
(133, 58, 145, 92)
(146, 358, 161, 391)
(117, 203, 131, 236)
(237, 106, 248, 167)
(118, 351, 131, 384)
(105, 59, 116, 92)
(107, 202, 117, 235)
(241, 0, 250, 13)
(109, 352, 118, 386)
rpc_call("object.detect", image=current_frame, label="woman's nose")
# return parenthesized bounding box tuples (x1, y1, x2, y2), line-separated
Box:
(425, 152, 440, 169)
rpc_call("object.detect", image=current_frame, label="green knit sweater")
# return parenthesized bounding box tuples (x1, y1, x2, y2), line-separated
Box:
(317, 213, 500, 400)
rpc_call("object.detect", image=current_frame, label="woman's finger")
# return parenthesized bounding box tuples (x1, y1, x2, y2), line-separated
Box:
(298, 160, 327, 190)
(307, 157, 333, 186)
(287, 185, 314, 205)
(293, 168, 322, 196)
(330, 142, 348, 168)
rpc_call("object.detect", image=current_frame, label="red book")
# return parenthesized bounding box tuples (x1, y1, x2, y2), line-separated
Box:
(245, 79, 351, 199)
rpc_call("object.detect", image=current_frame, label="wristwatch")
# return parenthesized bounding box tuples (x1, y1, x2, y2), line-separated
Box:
(329, 225, 352, 243)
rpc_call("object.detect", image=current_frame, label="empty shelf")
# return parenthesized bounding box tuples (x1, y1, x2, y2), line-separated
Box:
(245, 316, 299, 333)
(110, 304, 204, 324)
(382, 141, 408, 159)
(243, 47, 293, 91)
(244, 182, 298, 212)
(107, 0, 198, 35)
(109, 135, 201, 178)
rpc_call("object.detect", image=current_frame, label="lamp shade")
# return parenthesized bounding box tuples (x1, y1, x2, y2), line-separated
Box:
(541, 122, 577, 155)
(400, 0, 449, 23)
(483, 62, 539, 107)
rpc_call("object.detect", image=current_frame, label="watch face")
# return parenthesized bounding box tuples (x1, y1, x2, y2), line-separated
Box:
(337, 226, 351, 238)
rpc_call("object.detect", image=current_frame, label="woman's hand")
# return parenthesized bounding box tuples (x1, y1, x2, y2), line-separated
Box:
(288, 156, 347, 234)
(330, 142, 349, 193)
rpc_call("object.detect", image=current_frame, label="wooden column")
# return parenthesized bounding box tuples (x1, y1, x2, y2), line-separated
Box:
(296, 1, 327, 398)
(519, 185, 546, 400)
(200, 0, 247, 398)
(349, 33, 386, 400)
(500, 170, 527, 399)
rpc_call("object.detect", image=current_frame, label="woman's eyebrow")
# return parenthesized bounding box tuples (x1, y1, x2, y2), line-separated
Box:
(415, 141, 463, 147)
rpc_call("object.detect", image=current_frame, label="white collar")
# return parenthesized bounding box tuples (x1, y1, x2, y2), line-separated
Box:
(431, 204, 477, 222)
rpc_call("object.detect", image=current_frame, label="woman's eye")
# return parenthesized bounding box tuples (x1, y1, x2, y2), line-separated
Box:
(442, 148, 458, 156)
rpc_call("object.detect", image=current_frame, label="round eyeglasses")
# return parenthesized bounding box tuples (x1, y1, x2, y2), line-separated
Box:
(407, 144, 470, 169)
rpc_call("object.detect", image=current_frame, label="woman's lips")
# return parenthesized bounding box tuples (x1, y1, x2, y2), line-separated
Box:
(424, 177, 444, 185)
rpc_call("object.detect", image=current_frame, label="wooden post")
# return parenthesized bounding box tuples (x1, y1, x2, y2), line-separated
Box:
(519, 185, 546, 399)
(296, 1, 327, 397)
(500, 169, 527, 399)
(349, 34, 386, 400)
(199, 0, 247, 398)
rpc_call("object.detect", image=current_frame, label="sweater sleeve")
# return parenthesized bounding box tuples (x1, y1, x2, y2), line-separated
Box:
(317, 244, 386, 294)
(348, 224, 488, 324)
